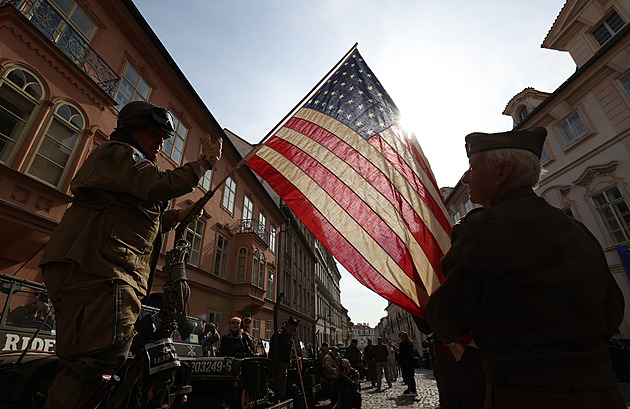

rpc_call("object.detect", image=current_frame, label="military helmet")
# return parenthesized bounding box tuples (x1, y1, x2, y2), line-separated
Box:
(116, 101, 175, 138)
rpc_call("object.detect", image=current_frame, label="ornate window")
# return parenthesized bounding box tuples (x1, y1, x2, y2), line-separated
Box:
(26, 102, 84, 187)
(593, 10, 625, 46)
(207, 310, 221, 326)
(162, 114, 188, 164)
(200, 168, 213, 191)
(540, 146, 550, 163)
(114, 64, 151, 109)
(213, 233, 229, 279)
(26, 0, 96, 59)
(185, 219, 205, 267)
(243, 196, 253, 220)
(591, 185, 630, 244)
(236, 247, 248, 283)
(0, 67, 44, 164)
(222, 176, 236, 213)
(618, 70, 630, 98)
(252, 249, 260, 286)
(252, 319, 260, 340)
(258, 253, 265, 288)
(557, 111, 588, 146)
(267, 269, 274, 300)
(518, 106, 528, 122)
(269, 226, 276, 253)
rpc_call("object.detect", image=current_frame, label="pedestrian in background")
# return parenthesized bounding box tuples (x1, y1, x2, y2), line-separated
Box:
(386, 340, 398, 381)
(398, 332, 417, 396)
(346, 339, 363, 377)
(219, 316, 252, 357)
(332, 359, 362, 409)
(363, 339, 376, 388)
(269, 317, 299, 402)
(39, 100, 221, 409)
(374, 337, 392, 391)
(201, 322, 220, 357)
(428, 127, 625, 409)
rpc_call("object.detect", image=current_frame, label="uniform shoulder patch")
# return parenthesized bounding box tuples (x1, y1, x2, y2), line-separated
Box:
(132, 149, 154, 171)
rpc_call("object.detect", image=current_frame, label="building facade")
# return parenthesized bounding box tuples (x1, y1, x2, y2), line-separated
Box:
(352, 323, 375, 350)
(314, 239, 343, 347)
(446, 0, 630, 338)
(0, 0, 289, 346)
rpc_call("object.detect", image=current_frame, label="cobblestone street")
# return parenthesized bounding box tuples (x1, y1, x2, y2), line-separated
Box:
(315, 368, 630, 409)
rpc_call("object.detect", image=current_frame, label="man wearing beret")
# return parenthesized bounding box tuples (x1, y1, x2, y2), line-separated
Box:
(427, 127, 625, 409)
(39, 101, 222, 409)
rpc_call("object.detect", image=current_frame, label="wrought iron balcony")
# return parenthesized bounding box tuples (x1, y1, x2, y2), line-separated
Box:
(2, 0, 120, 98)
(233, 219, 270, 246)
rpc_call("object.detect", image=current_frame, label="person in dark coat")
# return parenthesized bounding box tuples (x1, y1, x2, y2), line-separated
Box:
(269, 316, 299, 401)
(427, 127, 625, 409)
(363, 339, 376, 387)
(219, 317, 252, 357)
(345, 339, 363, 376)
(398, 332, 416, 396)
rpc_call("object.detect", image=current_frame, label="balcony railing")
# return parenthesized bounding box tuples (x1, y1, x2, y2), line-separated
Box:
(2, 0, 120, 98)
(233, 219, 270, 246)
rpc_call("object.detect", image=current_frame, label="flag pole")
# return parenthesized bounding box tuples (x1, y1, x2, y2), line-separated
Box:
(210, 42, 359, 194)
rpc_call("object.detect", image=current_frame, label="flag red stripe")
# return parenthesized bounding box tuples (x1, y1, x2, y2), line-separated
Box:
(264, 135, 420, 282)
(367, 132, 451, 237)
(247, 154, 429, 317)
(286, 116, 450, 240)
(389, 123, 443, 197)
(282, 117, 447, 277)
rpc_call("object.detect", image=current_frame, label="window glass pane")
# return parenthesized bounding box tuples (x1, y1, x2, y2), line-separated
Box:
(593, 25, 612, 45)
(28, 152, 64, 185)
(200, 169, 213, 190)
(591, 186, 630, 244)
(0, 71, 41, 163)
(124, 65, 139, 86)
(51, 0, 73, 14)
(137, 79, 150, 99)
(69, 7, 94, 38)
(607, 11, 625, 32)
(558, 112, 588, 145)
(7, 69, 26, 87)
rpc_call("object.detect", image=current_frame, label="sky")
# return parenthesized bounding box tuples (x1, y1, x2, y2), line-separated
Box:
(133, 0, 576, 327)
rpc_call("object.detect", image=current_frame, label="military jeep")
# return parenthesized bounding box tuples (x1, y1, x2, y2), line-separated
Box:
(0, 273, 195, 409)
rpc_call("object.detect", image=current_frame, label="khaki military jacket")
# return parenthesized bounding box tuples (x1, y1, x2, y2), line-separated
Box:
(40, 141, 204, 295)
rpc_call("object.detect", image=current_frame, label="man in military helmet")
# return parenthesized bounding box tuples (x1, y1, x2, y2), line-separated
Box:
(427, 127, 625, 409)
(39, 101, 222, 409)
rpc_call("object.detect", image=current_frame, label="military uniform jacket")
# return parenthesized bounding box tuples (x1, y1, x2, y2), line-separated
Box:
(40, 141, 204, 295)
(269, 328, 293, 364)
(427, 187, 624, 394)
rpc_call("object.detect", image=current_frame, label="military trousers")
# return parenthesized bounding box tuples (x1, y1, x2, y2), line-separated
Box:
(41, 262, 141, 409)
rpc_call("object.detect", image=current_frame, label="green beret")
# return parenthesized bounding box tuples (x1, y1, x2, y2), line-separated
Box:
(465, 127, 547, 158)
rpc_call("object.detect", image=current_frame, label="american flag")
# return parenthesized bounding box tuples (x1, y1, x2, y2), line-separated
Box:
(247, 49, 451, 318)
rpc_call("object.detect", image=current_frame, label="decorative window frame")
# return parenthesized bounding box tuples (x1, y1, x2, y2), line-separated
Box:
(574, 161, 630, 247)
(221, 176, 236, 214)
(25, 100, 85, 188)
(554, 110, 595, 150)
(0, 65, 46, 165)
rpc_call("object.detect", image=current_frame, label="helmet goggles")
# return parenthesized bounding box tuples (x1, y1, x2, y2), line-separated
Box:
(118, 105, 175, 138)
